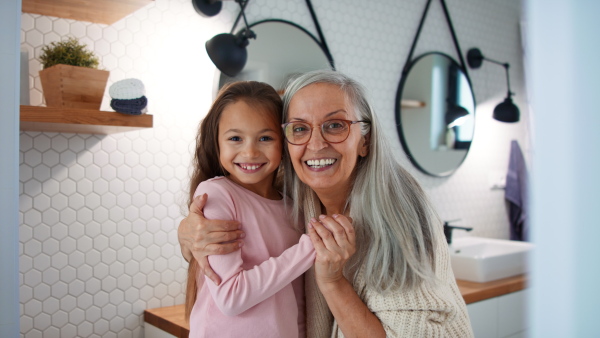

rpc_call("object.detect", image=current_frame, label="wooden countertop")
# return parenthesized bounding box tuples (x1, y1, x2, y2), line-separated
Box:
(456, 274, 527, 304)
(145, 304, 190, 338)
(145, 274, 527, 337)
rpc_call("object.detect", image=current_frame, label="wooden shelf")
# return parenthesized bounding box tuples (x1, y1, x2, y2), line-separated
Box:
(401, 99, 426, 108)
(20, 105, 153, 135)
(22, 0, 153, 25)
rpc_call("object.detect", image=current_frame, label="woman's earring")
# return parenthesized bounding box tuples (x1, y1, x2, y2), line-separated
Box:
(360, 147, 368, 157)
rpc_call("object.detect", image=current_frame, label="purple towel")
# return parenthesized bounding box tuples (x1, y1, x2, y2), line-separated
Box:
(110, 96, 148, 115)
(505, 140, 529, 241)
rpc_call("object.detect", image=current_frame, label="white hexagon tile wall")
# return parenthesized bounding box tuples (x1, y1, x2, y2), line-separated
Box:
(19, 0, 528, 337)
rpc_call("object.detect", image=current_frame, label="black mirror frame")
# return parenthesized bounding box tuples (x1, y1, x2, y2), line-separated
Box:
(235, 18, 335, 71)
(394, 0, 476, 177)
(215, 18, 336, 98)
(395, 51, 476, 177)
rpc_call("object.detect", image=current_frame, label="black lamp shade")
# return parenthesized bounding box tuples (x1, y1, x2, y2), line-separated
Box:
(192, 0, 222, 17)
(493, 97, 520, 123)
(205, 33, 248, 77)
(445, 105, 469, 126)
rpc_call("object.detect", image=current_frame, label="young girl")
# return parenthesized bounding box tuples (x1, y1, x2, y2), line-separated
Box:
(185, 81, 315, 338)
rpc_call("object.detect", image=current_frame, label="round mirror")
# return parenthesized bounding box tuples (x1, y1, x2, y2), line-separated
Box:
(395, 52, 475, 177)
(217, 19, 334, 93)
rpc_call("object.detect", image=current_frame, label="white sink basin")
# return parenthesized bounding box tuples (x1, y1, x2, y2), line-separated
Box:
(449, 237, 533, 283)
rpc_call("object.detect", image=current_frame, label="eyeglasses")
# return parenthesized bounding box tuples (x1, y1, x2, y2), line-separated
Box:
(281, 119, 369, 145)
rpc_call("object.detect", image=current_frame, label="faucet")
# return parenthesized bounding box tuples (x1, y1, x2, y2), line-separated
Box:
(443, 220, 473, 245)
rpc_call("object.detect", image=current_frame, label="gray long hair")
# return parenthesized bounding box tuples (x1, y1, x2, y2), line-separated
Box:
(282, 70, 441, 293)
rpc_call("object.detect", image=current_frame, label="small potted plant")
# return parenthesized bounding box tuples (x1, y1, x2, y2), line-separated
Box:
(39, 37, 109, 110)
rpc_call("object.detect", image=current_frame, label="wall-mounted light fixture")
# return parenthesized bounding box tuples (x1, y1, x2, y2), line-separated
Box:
(445, 104, 469, 128)
(467, 48, 520, 123)
(193, 0, 256, 77)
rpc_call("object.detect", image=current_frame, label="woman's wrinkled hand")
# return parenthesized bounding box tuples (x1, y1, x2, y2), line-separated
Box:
(307, 214, 356, 289)
(178, 193, 244, 285)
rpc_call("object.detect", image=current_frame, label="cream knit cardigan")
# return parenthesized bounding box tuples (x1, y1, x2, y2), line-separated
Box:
(304, 232, 474, 338)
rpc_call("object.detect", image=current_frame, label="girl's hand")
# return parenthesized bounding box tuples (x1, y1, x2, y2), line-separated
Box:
(178, 193, 245, 285)
(307, 214, 356, 288)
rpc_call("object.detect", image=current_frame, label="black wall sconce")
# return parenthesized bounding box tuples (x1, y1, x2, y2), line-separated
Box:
(445, 104, 469, 128)
(467, 48, 520, 123)
(193, 0, 256, 77)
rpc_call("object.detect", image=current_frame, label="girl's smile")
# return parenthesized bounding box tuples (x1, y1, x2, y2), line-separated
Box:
(236, 162, 266, 172)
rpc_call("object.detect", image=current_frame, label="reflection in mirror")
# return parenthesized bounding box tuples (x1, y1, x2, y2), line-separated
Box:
(217, 19, 333, 94)
(396, 52, 475, 177)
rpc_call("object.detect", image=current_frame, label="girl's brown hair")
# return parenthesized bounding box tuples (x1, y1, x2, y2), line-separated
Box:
(185, 81, 283, 321)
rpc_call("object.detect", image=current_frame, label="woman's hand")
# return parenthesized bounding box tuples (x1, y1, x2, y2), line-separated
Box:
(307, 215, 386, 337)
(307, 214, 356, 288)
(178, 193, 245, 285)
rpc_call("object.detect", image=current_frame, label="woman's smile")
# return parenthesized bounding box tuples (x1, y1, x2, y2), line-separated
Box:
(305, 158, 337, 170)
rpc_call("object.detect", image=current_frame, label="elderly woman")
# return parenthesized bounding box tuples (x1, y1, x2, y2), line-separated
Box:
(179, 70, 473, 337)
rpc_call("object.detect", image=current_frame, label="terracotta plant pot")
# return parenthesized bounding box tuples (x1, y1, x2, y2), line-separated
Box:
(39, 64, 109, 110)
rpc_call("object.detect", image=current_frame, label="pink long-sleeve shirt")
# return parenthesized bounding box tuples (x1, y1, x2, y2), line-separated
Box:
(189, 177, 315, 338)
